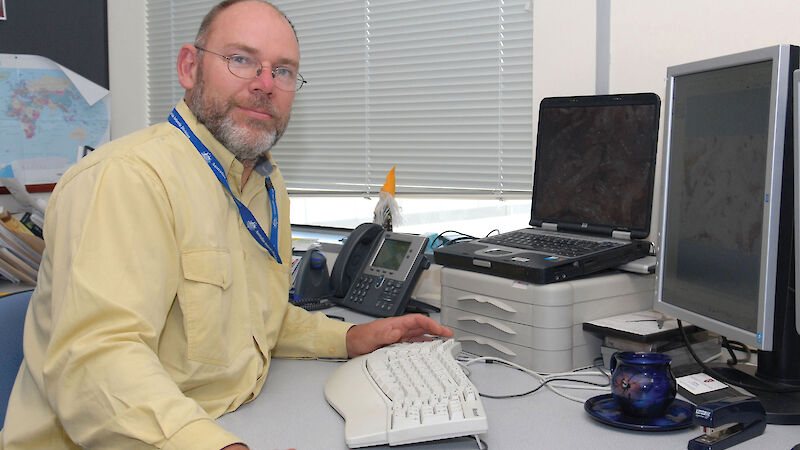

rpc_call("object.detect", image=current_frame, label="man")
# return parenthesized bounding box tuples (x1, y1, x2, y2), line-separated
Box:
(0, 1, 452, 448)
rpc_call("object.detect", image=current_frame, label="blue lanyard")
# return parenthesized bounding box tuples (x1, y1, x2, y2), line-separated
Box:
(168, 108, 282, 264)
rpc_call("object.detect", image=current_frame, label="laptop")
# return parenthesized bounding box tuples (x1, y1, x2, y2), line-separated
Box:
(434, 93, 660, 284)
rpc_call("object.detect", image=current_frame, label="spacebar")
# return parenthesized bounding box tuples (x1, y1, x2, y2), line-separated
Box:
(323, 355, 391, 448)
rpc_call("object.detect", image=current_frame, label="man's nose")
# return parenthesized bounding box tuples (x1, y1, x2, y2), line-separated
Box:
(250, 68, 276, 93)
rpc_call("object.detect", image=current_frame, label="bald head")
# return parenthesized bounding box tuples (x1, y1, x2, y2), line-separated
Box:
(195, 0, 297, 48)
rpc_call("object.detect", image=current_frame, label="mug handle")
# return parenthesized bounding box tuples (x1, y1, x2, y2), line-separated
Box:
(609, 351, 620, 372)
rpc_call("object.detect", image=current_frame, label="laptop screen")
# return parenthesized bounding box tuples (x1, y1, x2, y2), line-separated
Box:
(530, 93, 660, 238)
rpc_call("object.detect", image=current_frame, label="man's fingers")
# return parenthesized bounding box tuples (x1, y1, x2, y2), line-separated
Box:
(400, 314, 451, 333)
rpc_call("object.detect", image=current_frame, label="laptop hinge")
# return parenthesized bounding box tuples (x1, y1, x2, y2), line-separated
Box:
(541, 222, 558, 231)
(612, 230, 631, 240)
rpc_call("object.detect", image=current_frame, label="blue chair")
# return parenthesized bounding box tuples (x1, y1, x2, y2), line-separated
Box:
(0, 289, 33, 427)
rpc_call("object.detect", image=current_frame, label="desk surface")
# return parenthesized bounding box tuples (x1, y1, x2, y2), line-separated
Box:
(217, 307, 799, 450)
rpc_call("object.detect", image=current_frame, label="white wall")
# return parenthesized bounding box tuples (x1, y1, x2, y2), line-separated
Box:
(608, 1, 800, 96)
(107, 0, 148, 138)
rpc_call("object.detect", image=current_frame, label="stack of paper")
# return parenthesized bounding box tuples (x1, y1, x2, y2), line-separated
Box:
(0, 207, 44, 285)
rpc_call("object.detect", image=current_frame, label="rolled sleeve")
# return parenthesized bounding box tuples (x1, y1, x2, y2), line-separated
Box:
(272, 306, 354, 359)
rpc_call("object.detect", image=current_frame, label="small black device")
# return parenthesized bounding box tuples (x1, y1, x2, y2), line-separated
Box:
(290, 248, 333, 311)
(330, 223, 430, 317)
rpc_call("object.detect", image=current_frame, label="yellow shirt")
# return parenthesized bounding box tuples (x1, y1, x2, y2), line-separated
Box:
(1, 101, 352, 449)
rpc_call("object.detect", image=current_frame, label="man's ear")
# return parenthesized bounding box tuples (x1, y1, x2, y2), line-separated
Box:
(177, 44, 200, 90)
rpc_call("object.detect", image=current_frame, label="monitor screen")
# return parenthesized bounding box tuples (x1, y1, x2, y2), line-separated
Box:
(531, 94, 660, 237)
(660, 60, 773, 340)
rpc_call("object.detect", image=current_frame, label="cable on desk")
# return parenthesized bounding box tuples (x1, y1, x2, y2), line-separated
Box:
(479, 376, 607, 400)
(460, 355, 610, 403)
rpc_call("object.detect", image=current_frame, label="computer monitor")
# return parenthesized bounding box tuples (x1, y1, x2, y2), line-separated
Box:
(656, 44, 800, 424)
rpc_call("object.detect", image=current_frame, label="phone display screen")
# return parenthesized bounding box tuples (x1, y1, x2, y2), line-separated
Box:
(372, 238, 410, 271)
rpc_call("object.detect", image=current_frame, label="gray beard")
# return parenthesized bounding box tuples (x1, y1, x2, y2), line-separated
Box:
(189, 76, 286, 165)
(209, 114, 280, 164)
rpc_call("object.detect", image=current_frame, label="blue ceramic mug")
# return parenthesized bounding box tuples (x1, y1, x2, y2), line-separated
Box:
(610, 352, 677, 418)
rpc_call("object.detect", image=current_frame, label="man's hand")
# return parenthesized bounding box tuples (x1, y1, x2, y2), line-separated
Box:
(345, 314, 454, 358)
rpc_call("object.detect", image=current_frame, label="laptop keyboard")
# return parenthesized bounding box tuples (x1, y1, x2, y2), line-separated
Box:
(482, 230, 621, 257)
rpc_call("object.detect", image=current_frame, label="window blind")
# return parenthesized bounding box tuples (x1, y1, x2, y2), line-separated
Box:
(146, 0, 533, 198)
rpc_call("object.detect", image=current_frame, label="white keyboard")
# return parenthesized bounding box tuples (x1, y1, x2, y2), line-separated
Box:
(324, 339, 488, 448)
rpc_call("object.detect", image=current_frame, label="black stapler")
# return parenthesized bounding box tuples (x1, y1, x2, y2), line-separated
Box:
(688, 396, 766, 450)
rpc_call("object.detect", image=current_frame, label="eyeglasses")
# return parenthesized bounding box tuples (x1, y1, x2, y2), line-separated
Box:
(194, 45, 307, 92)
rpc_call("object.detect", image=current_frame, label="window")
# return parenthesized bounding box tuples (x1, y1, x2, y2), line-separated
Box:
(146, 0, 533, 232)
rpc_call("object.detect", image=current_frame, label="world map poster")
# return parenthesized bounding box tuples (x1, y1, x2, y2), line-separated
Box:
(0, 53, 110, 188)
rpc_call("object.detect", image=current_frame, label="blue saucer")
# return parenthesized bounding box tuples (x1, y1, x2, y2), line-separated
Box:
(584, 394, 695, 431)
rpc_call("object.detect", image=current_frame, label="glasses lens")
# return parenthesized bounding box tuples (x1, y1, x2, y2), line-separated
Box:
(227, 55, 260, 79)
(271, 68, 299, 91)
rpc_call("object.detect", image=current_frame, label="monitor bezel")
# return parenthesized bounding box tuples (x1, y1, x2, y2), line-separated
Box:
(795, 67, 800, 336)
(655, 45, 794, 351)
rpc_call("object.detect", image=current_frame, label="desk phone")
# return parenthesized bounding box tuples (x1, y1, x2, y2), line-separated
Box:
(332, 224, 429, 317)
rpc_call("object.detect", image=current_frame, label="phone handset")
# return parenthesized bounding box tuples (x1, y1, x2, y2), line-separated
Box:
(329, 222, 384, 298)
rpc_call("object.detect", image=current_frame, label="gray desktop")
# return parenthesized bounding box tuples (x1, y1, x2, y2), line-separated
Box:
(215, 305, 799, 449)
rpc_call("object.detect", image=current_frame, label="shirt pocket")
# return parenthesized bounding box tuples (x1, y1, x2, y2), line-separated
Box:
(178, 248, 234, 365)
